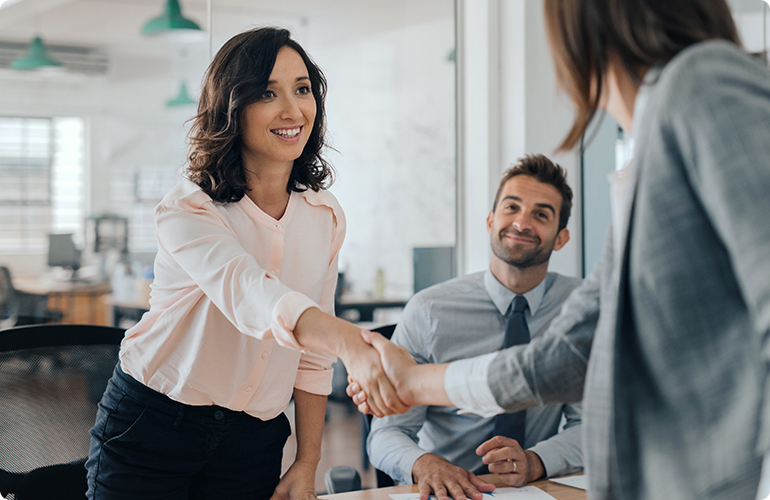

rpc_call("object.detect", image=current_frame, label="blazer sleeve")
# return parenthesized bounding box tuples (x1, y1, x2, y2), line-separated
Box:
(487, 259, 601, 412)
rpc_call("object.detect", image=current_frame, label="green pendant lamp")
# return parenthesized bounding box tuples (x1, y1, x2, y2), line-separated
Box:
(166, 81, 197, 107)
(141, 0, 202, 36)
(11, 36, 62, 71)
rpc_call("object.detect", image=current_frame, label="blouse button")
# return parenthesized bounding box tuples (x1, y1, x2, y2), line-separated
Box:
(261, 352, 268, 359)
(246, 386, 253, 392)
(276, 224, 282, 230)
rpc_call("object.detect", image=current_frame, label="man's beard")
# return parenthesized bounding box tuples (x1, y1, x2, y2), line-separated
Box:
(491, 228, 556, 269)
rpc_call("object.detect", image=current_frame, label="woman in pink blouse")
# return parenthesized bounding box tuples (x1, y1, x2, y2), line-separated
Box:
(85, 27, 406, 500)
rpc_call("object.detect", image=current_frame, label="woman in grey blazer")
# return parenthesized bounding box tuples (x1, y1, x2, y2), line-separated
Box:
(349, 1, 770, 499)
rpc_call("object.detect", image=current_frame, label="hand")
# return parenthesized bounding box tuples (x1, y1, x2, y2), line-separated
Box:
(412, 453, 495, 500)
(476, 436, 545, 486)
(269, 461, 318, 500)
(345, 330, 418, 414)
(339, 329, 411, 417)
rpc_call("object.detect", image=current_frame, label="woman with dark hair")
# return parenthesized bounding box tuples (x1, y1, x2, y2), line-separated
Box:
(349, 1, 770, 499)
(85, 27, 405, 500)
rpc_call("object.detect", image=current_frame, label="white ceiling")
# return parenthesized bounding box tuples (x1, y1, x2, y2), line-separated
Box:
(0, 0, 762, 61)
(0, 0, 450, 56)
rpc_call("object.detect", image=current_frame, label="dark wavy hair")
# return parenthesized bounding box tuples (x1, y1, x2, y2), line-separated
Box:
(493, 154, 573, 231)
(544, 0, 741, 151)
(186, 27, 333, 202)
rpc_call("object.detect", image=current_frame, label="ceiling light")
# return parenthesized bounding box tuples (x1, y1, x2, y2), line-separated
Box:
(166, 82, 197, 107)
(141, 0, 202, 37)
(10, 36, 62, 71)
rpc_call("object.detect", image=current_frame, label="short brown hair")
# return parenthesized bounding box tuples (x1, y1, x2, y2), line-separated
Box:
(544, 0, 741, 151)
(186, 27, 332, 203)
(493, 154, 573, 231)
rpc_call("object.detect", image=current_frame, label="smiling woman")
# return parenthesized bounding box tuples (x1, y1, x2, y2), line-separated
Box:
(83, 26, 406, 500)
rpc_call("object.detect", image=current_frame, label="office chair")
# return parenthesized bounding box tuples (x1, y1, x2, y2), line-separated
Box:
(0, 324, 125, 500)
(324, 324, 397, 493)
(0, 266, 63, 328)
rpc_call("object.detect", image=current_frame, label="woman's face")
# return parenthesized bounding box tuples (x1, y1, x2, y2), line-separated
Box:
(240, 46, 316, 171)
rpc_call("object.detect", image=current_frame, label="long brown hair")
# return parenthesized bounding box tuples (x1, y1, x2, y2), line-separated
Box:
(186, 27, 333, 203)
(544, 0, 741, 151)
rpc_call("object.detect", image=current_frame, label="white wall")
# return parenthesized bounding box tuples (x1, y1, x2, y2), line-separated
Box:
(318, 15, 456, 298)
(457, 0, 581, 279)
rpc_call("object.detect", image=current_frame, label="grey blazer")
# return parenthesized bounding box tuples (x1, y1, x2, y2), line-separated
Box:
(486, 41, 770, 500)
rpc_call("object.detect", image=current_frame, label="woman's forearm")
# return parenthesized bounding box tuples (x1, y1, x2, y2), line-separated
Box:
(293, 389, 327, 465)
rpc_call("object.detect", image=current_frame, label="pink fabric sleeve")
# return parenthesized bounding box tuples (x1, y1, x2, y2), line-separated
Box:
(155, 196, 317, 351)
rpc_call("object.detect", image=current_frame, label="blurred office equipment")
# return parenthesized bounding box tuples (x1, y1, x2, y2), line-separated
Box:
(85, 215, 130, 281)
(86, 215, 128, 255)
(47, 233, 82, 281)
(413, 246, 455, 293)
(0, 266, 62, 328)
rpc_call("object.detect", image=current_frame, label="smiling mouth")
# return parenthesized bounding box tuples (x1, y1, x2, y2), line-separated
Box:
(501, 230, 539, 245)
(272, 126, 302, 138)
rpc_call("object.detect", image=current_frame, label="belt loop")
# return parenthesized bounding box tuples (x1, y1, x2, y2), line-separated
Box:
(172, 404, 185, 429)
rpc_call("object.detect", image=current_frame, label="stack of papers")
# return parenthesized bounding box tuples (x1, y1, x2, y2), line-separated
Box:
(548, 476, 587, 490)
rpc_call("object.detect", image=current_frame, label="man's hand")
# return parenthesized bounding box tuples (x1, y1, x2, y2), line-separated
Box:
(476, 436, 545, 486)
(412, 453, 495, 500)
(269, 461, 318, 500)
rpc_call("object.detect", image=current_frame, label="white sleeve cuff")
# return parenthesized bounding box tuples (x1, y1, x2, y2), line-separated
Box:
(444, 352, 504, 418)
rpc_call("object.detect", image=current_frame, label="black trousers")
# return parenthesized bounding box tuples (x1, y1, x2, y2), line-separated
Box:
(86, 365, 291, 500)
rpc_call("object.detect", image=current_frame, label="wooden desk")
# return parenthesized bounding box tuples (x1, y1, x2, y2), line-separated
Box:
(320, 474, 585, 500)
(14, 276, 112, 326)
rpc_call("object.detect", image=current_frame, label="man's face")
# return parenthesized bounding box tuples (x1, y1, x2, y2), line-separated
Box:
(487, 175, 569, 269)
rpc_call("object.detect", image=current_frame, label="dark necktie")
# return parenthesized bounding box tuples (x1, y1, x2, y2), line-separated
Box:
(492, 295, 529, 445)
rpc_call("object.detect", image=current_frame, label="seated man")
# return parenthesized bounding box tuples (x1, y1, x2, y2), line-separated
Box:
(367, 154, 583, 499)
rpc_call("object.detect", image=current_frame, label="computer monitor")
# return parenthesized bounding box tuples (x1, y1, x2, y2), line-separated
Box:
(413, 246, 456, 293)
(47, 233, 82, 275)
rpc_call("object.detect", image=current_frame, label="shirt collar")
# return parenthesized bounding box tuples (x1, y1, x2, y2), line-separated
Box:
(483, 268, 547, 317)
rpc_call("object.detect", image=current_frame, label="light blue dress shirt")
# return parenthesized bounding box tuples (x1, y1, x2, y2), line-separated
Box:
(367, 269, 584, 484)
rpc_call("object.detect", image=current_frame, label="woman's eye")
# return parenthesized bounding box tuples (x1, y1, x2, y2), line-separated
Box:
(297, 85, 311, 95)
(261, 90, 276, 99)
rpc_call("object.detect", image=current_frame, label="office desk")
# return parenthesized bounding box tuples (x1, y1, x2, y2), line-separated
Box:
(13, 276, 112, 326)
(320, 474, 585, 500)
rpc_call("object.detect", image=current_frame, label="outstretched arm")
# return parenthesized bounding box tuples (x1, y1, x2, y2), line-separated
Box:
(348, 263, 601, 415)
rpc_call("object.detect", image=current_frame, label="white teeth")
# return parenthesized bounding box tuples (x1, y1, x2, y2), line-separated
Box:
(273, 127, 300, 138)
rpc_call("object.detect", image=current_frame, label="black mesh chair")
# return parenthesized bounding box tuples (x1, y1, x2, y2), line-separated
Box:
(0, 324, 125, 500)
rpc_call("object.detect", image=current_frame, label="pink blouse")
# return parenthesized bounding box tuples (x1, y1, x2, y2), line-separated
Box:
(120, 179, 345, 420)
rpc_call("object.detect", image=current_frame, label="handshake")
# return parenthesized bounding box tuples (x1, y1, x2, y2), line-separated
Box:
(342, 330, 452, 417)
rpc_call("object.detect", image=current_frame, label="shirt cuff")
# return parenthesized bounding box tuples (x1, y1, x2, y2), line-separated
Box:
(270, 290, 320, 351)
(444, 352, 504, 418)
(294, 365, 335, 395)
(394, 449, 430, 485)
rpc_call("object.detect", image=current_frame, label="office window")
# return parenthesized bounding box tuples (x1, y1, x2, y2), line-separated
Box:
(108, 165, 180, 253)
(0, 117, 86, 254)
